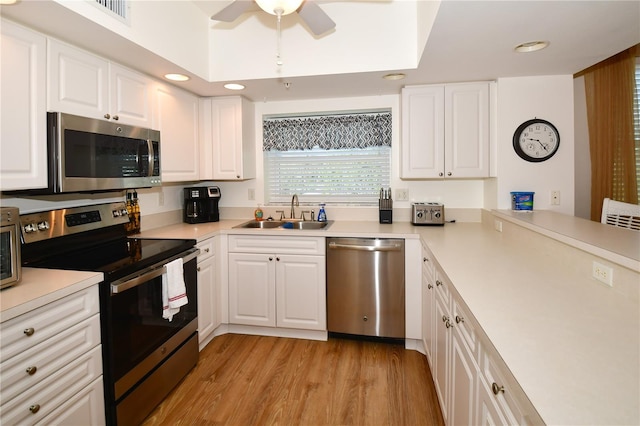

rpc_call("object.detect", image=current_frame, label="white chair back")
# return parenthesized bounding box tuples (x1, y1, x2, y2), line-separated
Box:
(601, 198, 640, 230)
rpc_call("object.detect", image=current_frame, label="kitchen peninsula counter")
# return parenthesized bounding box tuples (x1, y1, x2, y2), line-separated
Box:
(0, 268, 103, 322)
(137, 212, 639, 425)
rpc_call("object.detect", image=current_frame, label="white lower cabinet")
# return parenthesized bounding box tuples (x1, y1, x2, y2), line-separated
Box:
(196, 237, 218, 349)
(422, 245, 542, 426)
(0, 286, 104, 425)
(228, 236, 326, 331)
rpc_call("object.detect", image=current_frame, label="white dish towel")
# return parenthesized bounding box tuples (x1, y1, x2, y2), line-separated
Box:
(162, 258, 188, 322)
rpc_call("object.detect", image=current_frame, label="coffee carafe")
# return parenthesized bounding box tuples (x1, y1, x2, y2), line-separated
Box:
(183, 186, 221, 224)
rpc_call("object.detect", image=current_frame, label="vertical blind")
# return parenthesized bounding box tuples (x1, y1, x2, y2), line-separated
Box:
(635, 58, 640, 201)
(263, 111, 392, 205)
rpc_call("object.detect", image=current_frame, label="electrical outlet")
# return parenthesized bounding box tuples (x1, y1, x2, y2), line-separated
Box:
(158, 191, 164, 206)
(396, 188, 409, 201)
(550, 190, 560, 205)
(592, 261, 613, 286)
(494, 219, 503, 232)
(248, 188, 255, 201)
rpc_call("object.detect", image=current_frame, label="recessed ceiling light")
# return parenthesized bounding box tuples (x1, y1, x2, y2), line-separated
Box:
(383, 73, 406, 81)
(514, 41, 549, 53)
(224, 83, 245, 91)
(164, 73, 190, 82)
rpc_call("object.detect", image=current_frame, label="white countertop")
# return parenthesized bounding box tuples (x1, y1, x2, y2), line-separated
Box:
(0, 268, 103, 322)
(137, 213, 640, 425)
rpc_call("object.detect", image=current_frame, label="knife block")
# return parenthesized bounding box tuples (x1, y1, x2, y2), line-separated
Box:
(379, 199, 393, 224)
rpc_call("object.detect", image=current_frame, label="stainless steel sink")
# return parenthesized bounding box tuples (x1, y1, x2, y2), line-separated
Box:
(285, 221, 332, 230)
(235, 220, 284, 229)
(233, 219, 333, 230)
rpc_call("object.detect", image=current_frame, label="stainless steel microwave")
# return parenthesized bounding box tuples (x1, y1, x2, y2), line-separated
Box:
(0, 207, 21, 289)
(22, 112, 161, 194)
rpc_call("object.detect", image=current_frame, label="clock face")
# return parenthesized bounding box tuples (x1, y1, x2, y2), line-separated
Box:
(513, 119, 560, 162)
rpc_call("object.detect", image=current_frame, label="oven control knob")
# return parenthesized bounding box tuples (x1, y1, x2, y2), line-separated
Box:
(416, 211, 423, 218)
(37, 221, 49, 231)
(113, 210, 121, 217)
(434, 211, 441, 218)
(24, 223, 37, 233)
(120, 208, 128, 216)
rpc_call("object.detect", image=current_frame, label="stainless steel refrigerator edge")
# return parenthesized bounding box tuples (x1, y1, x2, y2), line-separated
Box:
(326, 238, 405, 339)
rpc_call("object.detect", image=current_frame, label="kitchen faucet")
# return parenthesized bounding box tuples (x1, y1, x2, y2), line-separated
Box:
(290, 194, 299, 219)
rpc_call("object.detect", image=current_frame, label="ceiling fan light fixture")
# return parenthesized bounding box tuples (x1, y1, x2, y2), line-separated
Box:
(256, 0, 303, 15)
(224, 83, 246, 91)
(514, 41, 549, 53)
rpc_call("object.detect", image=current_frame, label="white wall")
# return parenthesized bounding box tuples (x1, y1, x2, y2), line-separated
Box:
(495, 75, 575, 214)
(211, 94, 486, 214)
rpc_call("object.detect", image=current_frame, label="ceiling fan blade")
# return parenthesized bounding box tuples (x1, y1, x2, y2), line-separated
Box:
(297, 1, 336, 35)
(211, 0, 257, 22)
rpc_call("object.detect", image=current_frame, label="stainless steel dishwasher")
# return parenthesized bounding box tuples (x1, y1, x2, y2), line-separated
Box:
(326, 238, 405, 339)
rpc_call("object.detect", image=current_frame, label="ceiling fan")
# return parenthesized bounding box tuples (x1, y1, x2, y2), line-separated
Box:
(210, 0, 336, 36)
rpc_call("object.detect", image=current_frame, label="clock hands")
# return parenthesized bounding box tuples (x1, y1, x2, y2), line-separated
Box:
(526, 138, 548, 151)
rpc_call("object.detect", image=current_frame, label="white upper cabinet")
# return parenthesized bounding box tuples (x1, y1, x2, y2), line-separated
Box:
(48, 40, 153, 127)
(401, 82, 490, 179)
(108, 64, 153, 127)
(0, 19, 48, 191)
(153, 83, 200, 182)
(199, 96, 255, 181)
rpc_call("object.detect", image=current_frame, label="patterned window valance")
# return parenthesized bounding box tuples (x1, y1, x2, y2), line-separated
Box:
(263, 111, 392, 152)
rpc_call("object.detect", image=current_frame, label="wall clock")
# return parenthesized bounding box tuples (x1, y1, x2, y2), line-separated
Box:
(512, 118, 560, 162)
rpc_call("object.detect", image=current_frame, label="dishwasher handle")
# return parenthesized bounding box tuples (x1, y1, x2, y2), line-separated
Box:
(328, 241, 403, 252)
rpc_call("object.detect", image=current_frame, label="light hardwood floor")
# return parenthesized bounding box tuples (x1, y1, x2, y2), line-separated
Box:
(142, 333, 444, 426)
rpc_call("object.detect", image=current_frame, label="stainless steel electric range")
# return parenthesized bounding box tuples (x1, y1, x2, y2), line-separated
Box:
(20, 202, 199, 426)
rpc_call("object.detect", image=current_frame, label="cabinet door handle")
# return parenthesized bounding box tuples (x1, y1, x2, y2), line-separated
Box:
(23, 328, 35, 336)
(447, 171, 452, 176)
(445, 319, 452, 328)
(104, 113, 111, 119)
(29, 404, 40, 414)
(423, 257, 428, 262)
(492, 382, 505, 395)
(113, 115, 119, 121)
(269, 257, 273, 261)
(436, 280, 443, 287)
(276, 257, 280, 261)
(204, 248, 210, 253)
(428, 283, 433, 290)
(439, 172, 444, 177)
(26, 366, 37, 375)
(455, 315, 464, 324)
(197, 267, 201, 272)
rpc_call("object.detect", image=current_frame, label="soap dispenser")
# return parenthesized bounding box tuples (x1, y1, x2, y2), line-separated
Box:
(317, 204, 327, 222)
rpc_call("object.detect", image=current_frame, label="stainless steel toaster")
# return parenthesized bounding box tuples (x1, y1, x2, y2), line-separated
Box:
(411, 202, 445, 225)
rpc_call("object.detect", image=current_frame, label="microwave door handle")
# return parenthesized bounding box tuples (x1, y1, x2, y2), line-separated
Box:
(147, 139, 154, 177)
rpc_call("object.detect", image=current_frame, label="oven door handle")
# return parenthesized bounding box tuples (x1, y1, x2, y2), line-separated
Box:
(110, 248, 199, 295)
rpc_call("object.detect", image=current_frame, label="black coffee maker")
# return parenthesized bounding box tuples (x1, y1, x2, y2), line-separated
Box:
(183, 186, 221, 224)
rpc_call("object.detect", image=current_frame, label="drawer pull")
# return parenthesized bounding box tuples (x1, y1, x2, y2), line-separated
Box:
(492, 382, 505, 395)
(23, 328, 35, 336)
(455, 315, 464, 324)
(204, 248, 210, 253)
(26, 366, 38, 375)
(29, 404, 40, 414)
